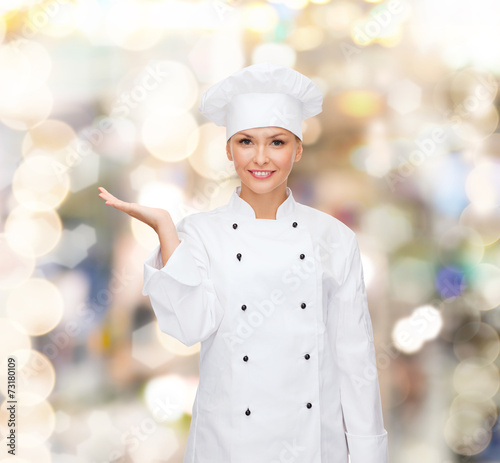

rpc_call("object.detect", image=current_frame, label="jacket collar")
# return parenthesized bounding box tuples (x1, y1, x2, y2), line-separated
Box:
(228, 185, 296, 220)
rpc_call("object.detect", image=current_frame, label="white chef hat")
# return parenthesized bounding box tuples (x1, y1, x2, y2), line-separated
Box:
(197, 62, 323, 142)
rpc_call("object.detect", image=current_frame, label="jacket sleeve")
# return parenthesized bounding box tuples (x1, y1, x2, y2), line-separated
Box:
(333, 232, 389, 463)
(141, 215, 225, 347)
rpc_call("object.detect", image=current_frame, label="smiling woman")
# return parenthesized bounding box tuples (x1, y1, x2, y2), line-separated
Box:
(98, 62, 389, 463)
(226, 126, 303, 219)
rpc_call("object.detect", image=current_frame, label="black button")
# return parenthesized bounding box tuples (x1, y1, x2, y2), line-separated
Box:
(233, 223, 238, 229)
(301, 303, 306, 309)
(300, 254, 305, 259)
(243, 355, 248, 362)
(304, 354, 310, 360)
(237, 253, 242, 261)
(245, 408, 251, 416)
(306, 403, 312, 409)
(292, 222, 298, 228)
(241, 304, 247, 311)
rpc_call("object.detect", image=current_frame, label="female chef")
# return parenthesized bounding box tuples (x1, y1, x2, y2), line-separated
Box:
(98, 62, 389, 463)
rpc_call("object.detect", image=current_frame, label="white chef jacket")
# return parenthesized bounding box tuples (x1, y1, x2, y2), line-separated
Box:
(142, 185, 389, 463)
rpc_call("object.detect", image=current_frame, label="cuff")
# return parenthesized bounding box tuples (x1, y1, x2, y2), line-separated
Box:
(142, 239, 202, 295)
(345, 429, 388, 463)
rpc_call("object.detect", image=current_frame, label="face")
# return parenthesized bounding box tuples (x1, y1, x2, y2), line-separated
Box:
(226, 126, 303, 195)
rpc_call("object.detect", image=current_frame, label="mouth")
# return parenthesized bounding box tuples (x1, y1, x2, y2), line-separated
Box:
(248, 170, 276, 179)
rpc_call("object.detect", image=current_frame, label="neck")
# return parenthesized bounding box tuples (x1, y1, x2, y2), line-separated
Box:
(239, 184, 288, 220)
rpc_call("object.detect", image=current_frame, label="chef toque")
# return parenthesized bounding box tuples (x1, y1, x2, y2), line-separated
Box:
(197, 62, 323, 142)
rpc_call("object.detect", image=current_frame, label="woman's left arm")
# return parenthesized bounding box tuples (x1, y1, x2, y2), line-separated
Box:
(330, 231, 389, 463)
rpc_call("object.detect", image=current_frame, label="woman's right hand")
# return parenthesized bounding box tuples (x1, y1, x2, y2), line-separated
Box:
(97, 186, 173, 232)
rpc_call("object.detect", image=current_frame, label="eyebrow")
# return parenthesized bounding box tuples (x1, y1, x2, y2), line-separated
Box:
(237, 132, 289, 139)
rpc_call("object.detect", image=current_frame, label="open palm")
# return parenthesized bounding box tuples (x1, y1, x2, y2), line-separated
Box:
(97, 187, 172, 232)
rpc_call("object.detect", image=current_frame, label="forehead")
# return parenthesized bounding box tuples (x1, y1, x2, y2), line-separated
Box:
(235, 127, 292, 138)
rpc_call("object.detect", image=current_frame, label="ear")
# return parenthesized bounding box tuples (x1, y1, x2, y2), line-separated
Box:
(294, 141, 303, 162)
(226, 140, 232, 161)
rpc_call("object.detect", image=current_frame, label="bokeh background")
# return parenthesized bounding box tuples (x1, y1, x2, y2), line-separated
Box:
(1, 0, 500, 461)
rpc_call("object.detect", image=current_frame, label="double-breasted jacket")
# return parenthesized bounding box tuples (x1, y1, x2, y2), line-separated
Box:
(142, 185, 389, 463)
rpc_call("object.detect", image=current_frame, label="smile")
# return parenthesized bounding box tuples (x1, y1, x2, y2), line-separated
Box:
(249, 170, 275, 179)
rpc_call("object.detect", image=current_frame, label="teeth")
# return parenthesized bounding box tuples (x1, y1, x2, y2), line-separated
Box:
(252, 171, 273, 176)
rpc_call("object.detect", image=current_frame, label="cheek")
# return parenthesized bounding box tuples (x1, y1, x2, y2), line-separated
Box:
(232, 149, 251, 168)
(277, 150, 295, 169)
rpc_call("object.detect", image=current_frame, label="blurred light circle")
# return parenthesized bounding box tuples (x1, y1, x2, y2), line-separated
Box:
(74, 0, 104, 39)
(351, 17, 377, 46)
(12, 155, 70, 211)
(0, 349, 56, 406)
(188, 123, 235, 181)
(466, 161, 500, 208)
(449, 68, 498, 109)
(0, 42, 31, 97)
(377, 29, 403, 47)
(437, 225, 484, 268)
(0, 318, 31, 368)
(7, 278, 64, 336)
(5, 206, 62, 258)
(454, 322, 500, 364)
(392, 304, 442, 353)
(156, 323, 200, 357)
(412, 304, 442, 340)
(0, 38, 52, 92)
(453, 357, 499, 398)
(144, 374, 189, 422)
(119, 60, 199, 121)
(0, 398, 55, 447)
(337, 90, 383, 117)
(283, 0, 308, 9)
(467, 263, 500, 311)
(325, 2, 363, 32)
(438, 297, 481, 343)
(3, 39, 51, 83)
(459, 203, 500, 245)
(289, 26, 325, 51)
(450, 392, 498, 429)
(243, 2, 279, 32)
(362, 204, 413, 252)
(452, 106, 499, 142)
(0, 78, 53, 131)
(137, 181, 184, 217)
(444, 406, 492, 456)
(22, 119, 77, 157)
(129, 164, 156, 191)
(28, 1, 79, 38)
(106, 0, 163, 50)
(132, 182, 185, 250)
(392, 317, 424, 353)
(137, 182, 184, 214)
(390, 257, 435, 304)
(142, 108, 199, 162)
(0, 234, 35, 289)
(435, 265, 466, 299)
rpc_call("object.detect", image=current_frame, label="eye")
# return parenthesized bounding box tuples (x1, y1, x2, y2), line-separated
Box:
(272, 140, 285, 146)
(238, 138, 252, 145)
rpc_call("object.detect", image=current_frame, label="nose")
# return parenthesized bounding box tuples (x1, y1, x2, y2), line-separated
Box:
(253, 144, 270, 165)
